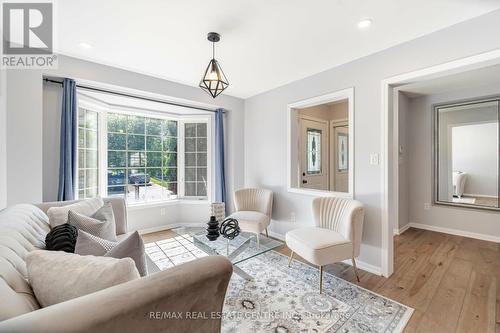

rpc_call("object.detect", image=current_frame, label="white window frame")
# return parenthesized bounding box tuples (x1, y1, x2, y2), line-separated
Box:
(76, 94, 213, 206)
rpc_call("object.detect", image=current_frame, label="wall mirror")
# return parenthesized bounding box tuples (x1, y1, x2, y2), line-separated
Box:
(434, 97, 499, 210)
(288, 88, 354, 197)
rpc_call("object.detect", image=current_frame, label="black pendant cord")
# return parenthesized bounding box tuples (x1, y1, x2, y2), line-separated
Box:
(43, 78, 226, 114)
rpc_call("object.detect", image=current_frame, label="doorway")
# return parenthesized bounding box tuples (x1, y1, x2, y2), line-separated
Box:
(381, 48, 500, 277)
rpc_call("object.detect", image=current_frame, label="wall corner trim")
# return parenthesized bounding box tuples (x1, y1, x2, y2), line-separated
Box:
(393, 223, 411, 236)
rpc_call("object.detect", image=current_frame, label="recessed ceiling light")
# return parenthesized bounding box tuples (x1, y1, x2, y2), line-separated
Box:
(79, 42, 92, 49)
(357, 19, 372, 30)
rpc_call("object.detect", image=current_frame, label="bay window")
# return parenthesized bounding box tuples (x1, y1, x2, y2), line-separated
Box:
(76, 97, 211, 205)
(77, 108, 99, 199)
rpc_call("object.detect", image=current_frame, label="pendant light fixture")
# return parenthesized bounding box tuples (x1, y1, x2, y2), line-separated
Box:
(199, 32, 229, 98)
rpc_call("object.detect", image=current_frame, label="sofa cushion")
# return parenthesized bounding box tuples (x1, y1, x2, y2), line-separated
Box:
(75, 230, 116, 255)
(68, 203, 117, 241)
(0, 258, 40, 321)
(0, 204, 50, 321)
(75, 231, 147, 277)
(47, 197, 104, 228)
(26, 250, 139, 307)
(45, 223, 78, 253)
(105, 231, 147, 277)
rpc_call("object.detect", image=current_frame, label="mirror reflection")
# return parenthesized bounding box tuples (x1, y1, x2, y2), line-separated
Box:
(436, 98, 499, 208)
(294, 99, 349, 192)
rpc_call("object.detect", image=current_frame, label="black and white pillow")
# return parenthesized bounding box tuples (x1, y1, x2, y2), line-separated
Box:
(68, 203, 117, 241)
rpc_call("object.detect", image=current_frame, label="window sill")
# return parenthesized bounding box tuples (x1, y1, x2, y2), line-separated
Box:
(127, 199, 210, 211)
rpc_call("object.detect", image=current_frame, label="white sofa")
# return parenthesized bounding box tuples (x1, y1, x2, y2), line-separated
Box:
(0, 198, 233, 333)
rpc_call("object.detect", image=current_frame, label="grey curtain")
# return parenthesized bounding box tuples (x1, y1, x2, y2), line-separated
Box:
(214, 109, 226, 205)
(57, 78, 77, 201)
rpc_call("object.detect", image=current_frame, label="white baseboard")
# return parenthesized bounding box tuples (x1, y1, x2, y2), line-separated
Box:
(268, 230, 382, 276)
(137, 224, 181, 235)
(341, 259, 382, 276)
(137, 222, 203, 235)
(393, 223, 411, 236)
(268, 230, 285, 241)
(408, 222, 500, 243)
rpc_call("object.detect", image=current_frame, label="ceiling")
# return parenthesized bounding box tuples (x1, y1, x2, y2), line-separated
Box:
(55, 0, 500, 98)
(399, 64, 500, 97)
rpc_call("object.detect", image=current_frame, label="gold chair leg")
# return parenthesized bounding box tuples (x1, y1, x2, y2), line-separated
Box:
(288, 251, 294, 267)
(265, 228, 269, 237)
(352, 258, 360, 282)
(319, 266, 323, 294)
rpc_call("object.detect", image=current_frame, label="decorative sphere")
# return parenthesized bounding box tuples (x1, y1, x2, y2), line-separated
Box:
(219, 218, 240, 240)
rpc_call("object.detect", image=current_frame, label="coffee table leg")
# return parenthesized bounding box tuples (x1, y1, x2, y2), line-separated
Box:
(233, 265, 253, 281)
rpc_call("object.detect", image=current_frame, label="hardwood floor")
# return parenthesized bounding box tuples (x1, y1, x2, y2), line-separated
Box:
(142, 227, 499, 332)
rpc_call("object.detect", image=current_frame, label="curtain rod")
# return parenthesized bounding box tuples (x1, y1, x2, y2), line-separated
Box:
(43, 78, 225, 114)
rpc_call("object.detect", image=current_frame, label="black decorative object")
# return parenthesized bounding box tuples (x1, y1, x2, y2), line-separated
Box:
(45, 223, 78, 253)
(219, 218, 240, 240)
(199, 32, 229, 98)
(206, 216, 220, 241)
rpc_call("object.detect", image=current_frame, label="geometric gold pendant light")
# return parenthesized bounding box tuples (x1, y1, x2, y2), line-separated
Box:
(199, 32, 229, 98)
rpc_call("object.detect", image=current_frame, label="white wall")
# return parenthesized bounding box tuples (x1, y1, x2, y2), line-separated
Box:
(5, 55, 244, 231)
(5, 71, 44, 205)
(244, 9, 500, 271)
(42, 83, 62, 202)
(452, 123, 498, 197)
(407, 84, 500, 241)
(0, 69, 6, 209)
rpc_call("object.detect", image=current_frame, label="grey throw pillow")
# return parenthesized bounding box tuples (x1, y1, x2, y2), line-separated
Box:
(75, 230, 116, 256)
(105, 231, 147, 277)
(75, 230, 147, 277)
(26, 250, 139, 307)
(68, 203, 117, 241)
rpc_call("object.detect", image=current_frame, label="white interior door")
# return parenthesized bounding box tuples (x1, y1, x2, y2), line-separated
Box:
(332, 124, 349, 192)
(299, 117, 329, 190)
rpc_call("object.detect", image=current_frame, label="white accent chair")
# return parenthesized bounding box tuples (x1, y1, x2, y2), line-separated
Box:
(285, 197, 364, 293)
(227, 188, 273, 246)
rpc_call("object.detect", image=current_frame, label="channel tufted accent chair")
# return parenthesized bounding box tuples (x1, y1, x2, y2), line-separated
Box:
(227, 188, 273, 246)
(285, 197, 364, 293)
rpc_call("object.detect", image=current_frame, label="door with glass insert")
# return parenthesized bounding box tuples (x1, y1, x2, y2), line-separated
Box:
(299, 118, 329, 190)
(332, 124, 349, 192)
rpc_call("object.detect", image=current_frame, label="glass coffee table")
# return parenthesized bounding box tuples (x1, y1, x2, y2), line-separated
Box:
(172, 227, 283, 280)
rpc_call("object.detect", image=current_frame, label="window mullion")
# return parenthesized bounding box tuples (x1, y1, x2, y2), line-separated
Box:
(99, 109, 108, 198)
(179, 121, 185, 198)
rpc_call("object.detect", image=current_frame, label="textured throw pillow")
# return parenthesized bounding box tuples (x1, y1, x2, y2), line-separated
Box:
(105, 231, 147, 277)
(26, 250, 139, 307)
(47, 197, 104, 228)
(75, 231, 147, 277)
(74, 230, 116, 256)
(68, 203, 117, 241)
(45, 224, 78, 253)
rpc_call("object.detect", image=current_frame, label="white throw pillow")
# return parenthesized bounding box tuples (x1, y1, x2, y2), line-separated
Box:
(47, 197, 104, 228)
(26, 250, 139, 307)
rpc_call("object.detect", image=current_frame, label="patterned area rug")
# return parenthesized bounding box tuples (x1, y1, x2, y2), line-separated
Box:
(145, 236, 413, 332)
(222, 251, 413, 333)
